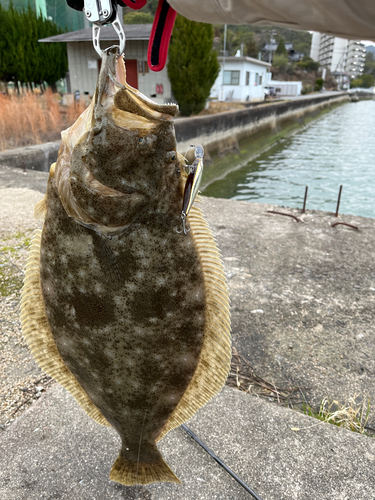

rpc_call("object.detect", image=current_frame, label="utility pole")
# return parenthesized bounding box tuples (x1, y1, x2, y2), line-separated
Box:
(221, 24, 227, 101)
(268, 30, 277, 64)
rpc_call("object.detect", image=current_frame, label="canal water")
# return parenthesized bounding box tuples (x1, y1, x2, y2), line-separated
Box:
(203, 100, 375, 218)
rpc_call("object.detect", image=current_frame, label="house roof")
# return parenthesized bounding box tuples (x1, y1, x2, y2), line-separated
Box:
(263, 42, 293, 51)
(39, 24, 152, 43)
(218, 56, 271, 68)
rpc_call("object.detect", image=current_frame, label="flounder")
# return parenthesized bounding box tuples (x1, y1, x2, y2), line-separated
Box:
(20, 46, 231, 486)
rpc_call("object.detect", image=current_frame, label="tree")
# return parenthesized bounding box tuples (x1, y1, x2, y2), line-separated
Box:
(0, 3, 67, 91)
(296, 55, 320, 72)
(351, 74, 374, 88)
(123, 11, 154, 24)
(293, 41, 310, 56)
(315, 78, 324, 91)
(245, 35, 258, 59)
(276, 36, 287, 56)
(168, 15, 219, 116)
(363, 52, 375, 78)
(272, 54, 288, 71)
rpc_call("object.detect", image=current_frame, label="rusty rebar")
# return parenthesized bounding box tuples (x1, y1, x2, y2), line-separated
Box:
(332, 222, 359, 230)
(302, 186, 308, 213)
(267, 210, 300, 222)
(335, 185, 343, 217)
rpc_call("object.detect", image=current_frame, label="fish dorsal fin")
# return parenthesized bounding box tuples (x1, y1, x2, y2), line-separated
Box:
(20, 229, 110, 427)
(157, 204, 231, 441)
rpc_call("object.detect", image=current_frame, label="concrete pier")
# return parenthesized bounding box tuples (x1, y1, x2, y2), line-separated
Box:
(0, 165, 374, 499)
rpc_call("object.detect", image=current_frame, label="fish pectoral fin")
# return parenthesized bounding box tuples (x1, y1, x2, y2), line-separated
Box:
(34, 163, 56, 221)
(110, 453, 180, 486)
(34, 195, 48, 220)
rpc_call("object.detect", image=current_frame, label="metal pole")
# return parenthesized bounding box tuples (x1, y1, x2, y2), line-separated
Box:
(335, 185, 343, 217)
(221, 24, 227, 101)
(302, 186, 308, 213)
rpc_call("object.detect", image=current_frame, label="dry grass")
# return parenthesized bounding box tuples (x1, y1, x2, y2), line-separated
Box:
(229, 348, 372, 436)
(198, 101, 248, 116)
(227, 347, 302, 405)
(0, 90, 88, 151)
(303, 396, 371, 434)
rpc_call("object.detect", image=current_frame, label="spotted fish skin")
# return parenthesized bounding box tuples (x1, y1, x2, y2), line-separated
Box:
(21, 46, 231, 486)
(40, 175, 206, 466)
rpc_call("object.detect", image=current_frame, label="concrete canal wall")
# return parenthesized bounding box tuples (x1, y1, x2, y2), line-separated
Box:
(174, 92, 350, 189)
(0, 141, 60, 173)
(0, 93, 349, 183)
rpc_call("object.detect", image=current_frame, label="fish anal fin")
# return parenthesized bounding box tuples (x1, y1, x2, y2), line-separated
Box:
(21, 229, 110, 428)
(110, 454, 180, 486)
(157, 204, 231, 441)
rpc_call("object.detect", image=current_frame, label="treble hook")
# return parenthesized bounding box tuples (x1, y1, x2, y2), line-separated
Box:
(176, 212, 190, 235)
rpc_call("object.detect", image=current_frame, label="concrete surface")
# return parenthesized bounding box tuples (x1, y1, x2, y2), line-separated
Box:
(0, 166, 47, 235)
(1, 384, 375, 500)
(1, 165, 375, 499)
(201, 198, 375, 427)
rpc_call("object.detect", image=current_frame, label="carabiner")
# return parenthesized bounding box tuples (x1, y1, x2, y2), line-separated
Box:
(92, 10, 126, 58)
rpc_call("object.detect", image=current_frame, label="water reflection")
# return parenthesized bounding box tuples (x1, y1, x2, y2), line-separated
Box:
(203, 100, 375, 218)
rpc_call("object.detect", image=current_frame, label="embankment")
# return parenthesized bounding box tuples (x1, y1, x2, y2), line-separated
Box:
(175, 92, 349, 189)
(0, 93, 349, 186)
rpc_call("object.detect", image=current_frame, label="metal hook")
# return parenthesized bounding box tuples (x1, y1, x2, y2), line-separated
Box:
(175, 212, 190, 235)
(92, 10, 126, 58)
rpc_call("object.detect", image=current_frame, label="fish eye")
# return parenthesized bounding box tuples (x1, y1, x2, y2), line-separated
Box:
(166, 151, 176, 162)
(138, 137, 145, 144)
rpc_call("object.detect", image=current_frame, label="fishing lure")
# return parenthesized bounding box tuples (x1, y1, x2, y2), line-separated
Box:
(179, 144, 204, 235)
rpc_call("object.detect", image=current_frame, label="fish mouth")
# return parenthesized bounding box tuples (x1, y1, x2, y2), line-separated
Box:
(54, 47, 178, 234)
(98, 46, 179, 128)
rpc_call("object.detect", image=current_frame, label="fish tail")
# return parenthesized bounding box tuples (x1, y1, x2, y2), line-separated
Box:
(110, 452, 181, 486)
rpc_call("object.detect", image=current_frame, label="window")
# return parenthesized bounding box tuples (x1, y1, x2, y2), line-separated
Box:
(246, 71, 250, 85)
(138, 61, 149, 74)
(223, 70, 240, 85)
(259, 75, 263, 85)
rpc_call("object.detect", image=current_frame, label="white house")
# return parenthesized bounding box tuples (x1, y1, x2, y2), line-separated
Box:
(210, 56, 272, 102)
(267, 80, 302, 97)
(39, 24, 172, 104)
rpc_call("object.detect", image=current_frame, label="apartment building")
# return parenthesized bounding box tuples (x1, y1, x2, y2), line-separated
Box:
(310, 32, 366, 83)
(345, 40, 367, 79)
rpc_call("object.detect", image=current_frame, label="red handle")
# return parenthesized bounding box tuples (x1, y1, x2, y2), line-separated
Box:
(147, 0, 177, 72)
(119, 0, 147, 10)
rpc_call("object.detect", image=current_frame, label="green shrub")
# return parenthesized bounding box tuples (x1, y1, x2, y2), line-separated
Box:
(272, 54, 288, 71)
(296, 56, 320, 72)
(301, 84, 313, 95)
(314, 78, 324, 91)
(123, 11, 154, 24)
